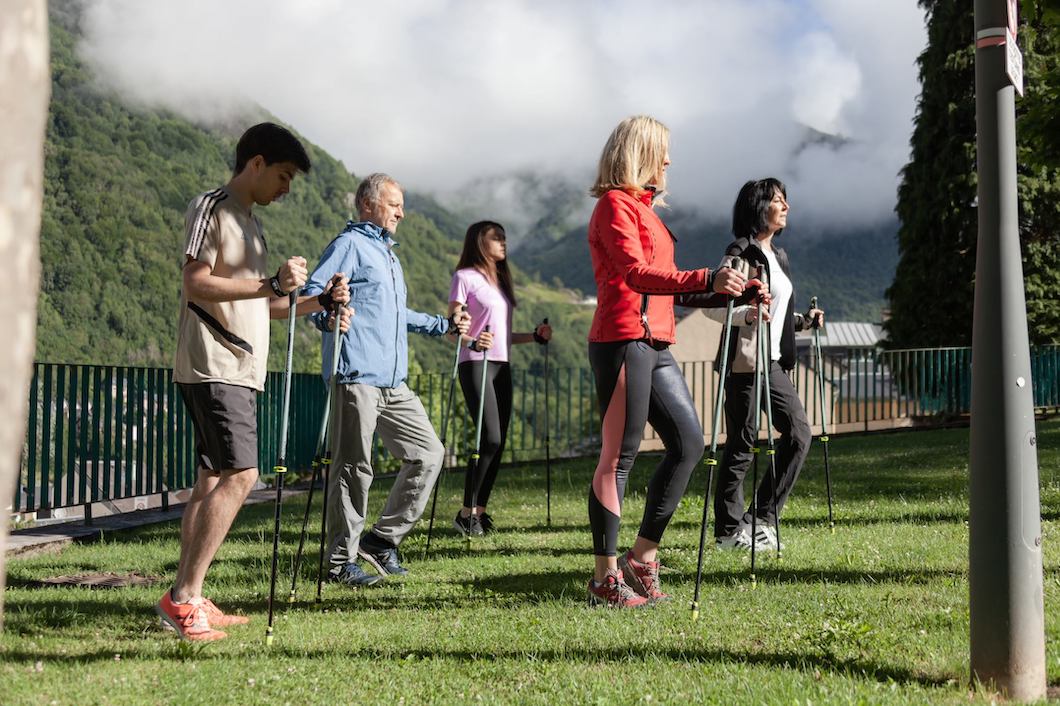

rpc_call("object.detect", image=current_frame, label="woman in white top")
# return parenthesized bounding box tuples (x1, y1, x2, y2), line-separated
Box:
(709, 178, 824, 552)
(447, 220, 552, 536)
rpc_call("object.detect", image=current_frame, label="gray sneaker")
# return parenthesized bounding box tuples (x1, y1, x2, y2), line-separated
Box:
(327, 562, 384, 587)
(358, 533, 409, 576)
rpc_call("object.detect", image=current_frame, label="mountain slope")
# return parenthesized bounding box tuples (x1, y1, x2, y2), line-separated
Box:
(38, 4, 594, 376)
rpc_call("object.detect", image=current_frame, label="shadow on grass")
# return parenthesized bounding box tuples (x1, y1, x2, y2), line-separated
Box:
(0, 642, 959, 692)
(668, 508, 970, 533)
(667, 565, 965, 586)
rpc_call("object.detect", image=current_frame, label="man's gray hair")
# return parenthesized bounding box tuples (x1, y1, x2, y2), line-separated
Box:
(355, 173, 402, 215)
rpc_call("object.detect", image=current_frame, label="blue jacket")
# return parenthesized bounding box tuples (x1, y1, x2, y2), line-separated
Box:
(304, 221, 450, 388)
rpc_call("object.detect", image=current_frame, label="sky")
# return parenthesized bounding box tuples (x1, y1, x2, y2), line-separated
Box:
(75, 0, 928, 233)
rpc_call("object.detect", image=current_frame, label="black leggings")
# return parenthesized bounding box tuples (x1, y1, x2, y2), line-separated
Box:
(458, 360, 512, 508)
(587, 340, 704, 557)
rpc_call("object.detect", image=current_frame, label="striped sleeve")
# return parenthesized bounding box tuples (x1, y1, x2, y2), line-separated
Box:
(183, 188, 227, 265)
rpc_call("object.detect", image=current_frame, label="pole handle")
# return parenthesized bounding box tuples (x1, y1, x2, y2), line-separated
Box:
(808, 296, 821, 329)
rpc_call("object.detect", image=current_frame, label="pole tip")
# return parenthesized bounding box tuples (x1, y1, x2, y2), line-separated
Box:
(750, 574, 757, 589)
(265, 630, 274, 646)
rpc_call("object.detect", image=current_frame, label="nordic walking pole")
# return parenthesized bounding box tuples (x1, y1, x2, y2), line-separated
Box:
(466, 325, 491, 551)
(543, 317, 552, 528)
(288, 300, 343, 603)
(315, 301, 345, 603)
(809, 296, 835, 532)
(266, 289, 298, 646)
(424, 304, 466, 559)
(287, 367, 332, 604)
(749, 266, 767, 588)
(692, 257, 745, 620)
(760, 270, 782, 561)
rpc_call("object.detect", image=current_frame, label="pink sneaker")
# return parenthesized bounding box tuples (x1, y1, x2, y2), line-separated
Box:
(587, 569, 649, 608)
(618, 550, 670, 604)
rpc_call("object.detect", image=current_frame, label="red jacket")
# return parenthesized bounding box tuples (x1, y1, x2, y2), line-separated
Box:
(588, 189, 710, 344)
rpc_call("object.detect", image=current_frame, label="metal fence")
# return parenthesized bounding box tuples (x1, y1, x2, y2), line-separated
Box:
(15, 365, 328, 517)
(14, 345, 1060, 515)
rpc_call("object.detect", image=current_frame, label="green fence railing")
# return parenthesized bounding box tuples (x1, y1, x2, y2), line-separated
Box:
(15, 364, 598, 515)
(17, 365, 327, 518)
(14, 345, 1060, 515)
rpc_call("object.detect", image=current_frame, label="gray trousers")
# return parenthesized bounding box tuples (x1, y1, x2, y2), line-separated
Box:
(326, 382, 444, 569)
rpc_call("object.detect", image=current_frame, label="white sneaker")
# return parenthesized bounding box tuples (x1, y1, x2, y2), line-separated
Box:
(753, 525, 785, 551)
(715, 529, 769, 552)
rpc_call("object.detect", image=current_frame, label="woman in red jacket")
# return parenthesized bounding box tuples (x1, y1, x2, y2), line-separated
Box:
(585, 115, 746, 607)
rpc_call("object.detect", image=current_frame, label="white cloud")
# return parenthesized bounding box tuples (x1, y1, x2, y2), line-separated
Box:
(75, 0, 927, 232)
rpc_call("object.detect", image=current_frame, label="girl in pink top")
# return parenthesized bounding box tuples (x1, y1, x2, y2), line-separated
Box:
(448, 220, 552, 536)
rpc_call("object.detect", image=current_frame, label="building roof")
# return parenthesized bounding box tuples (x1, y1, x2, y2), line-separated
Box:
(796, 321, 884, 349)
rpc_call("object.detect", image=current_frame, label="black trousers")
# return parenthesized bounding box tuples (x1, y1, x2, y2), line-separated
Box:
(588, 340, 703, 556)
(713, 362, 811, 537)
(458, 360, 512, 508)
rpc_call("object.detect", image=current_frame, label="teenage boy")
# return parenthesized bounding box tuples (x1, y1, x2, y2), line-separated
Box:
(158, 122, 349, 641)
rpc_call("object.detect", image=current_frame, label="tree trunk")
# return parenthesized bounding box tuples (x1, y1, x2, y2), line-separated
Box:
(0, 0, 49, 632)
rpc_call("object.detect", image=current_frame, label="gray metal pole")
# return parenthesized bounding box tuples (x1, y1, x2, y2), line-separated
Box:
(969, 0, 1046, 700)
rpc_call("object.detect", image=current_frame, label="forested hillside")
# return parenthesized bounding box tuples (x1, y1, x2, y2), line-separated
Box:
(38, 5, 594, 375)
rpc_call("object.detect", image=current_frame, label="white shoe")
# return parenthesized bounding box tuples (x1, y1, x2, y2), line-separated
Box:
(753, 525, 785, 551)
(715, 529, 769, 552)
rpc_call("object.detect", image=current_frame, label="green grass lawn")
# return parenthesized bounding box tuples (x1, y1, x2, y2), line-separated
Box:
(3, 419, 1060, 705)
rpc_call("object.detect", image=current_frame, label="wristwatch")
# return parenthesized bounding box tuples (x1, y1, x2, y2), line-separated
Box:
(269, 275, 289, 298)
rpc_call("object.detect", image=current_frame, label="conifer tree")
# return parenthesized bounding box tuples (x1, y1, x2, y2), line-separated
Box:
(887, 0, 1060, 347)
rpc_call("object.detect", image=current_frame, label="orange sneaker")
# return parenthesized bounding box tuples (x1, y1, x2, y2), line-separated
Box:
(202, 598, 250, 627)
(155, 591, 227, 641)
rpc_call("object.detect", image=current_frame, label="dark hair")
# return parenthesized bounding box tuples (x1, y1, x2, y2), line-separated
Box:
(455, 221, 517, 307)
(731, 178, 787, 239)
(234, 122, 311, 175)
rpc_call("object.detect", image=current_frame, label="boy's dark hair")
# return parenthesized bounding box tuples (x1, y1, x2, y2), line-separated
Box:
(731, 177, 786, 239)
(234, 122, 311, 175)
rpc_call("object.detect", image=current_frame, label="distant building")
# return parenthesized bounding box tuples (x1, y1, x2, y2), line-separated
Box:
(796, 321, 885, 353)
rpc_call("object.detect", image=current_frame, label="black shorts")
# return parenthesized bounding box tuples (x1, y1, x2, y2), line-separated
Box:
(177, 382, 259, 473)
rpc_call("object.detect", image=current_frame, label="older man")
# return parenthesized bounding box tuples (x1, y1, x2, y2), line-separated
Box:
(303, 173, 471, 586)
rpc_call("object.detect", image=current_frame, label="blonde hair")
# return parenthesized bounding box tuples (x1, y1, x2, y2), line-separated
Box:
(589, 115, 670, 206)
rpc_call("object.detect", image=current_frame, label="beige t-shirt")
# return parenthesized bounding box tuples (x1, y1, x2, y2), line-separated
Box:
(173, 186, 271, 391)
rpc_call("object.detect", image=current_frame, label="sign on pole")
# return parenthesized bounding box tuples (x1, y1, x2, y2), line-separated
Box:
(1006, 28, 1024, 96)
